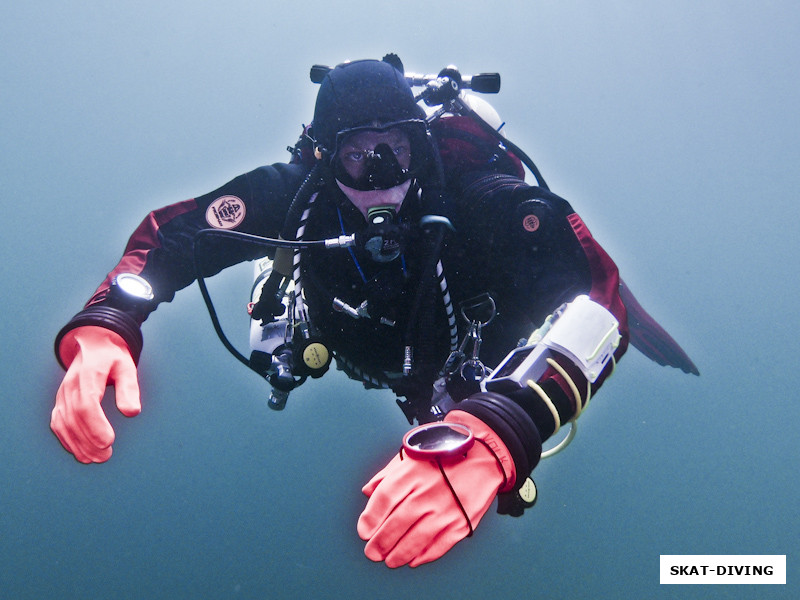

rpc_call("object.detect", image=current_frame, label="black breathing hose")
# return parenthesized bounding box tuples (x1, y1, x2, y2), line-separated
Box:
(192, 228, 336, 372)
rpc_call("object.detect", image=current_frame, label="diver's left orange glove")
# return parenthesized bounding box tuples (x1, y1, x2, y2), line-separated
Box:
(52, 305, 145, 463)
(358, 394, 542, 568)
(52, 326, 141, 463)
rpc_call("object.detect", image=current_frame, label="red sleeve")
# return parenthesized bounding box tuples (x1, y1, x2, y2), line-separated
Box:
(566, 212, 629, 346)
(74, 162, 308, 323)
(85, 199, 197, 309)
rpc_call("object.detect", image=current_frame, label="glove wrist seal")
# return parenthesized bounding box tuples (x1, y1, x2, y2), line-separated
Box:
(55, 306, 143, 369)
(455, 392, 542, 490)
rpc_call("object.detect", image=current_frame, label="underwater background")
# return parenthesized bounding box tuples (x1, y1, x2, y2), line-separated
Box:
(2, 1, 797, 598)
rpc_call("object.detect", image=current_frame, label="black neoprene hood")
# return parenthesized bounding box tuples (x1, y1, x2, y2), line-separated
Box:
(311, 58, 426, 156)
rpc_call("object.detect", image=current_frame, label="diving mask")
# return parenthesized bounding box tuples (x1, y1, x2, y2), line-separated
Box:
(334, 127, 414, 191)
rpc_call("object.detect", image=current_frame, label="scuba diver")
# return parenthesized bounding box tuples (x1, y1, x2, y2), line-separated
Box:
(50, 55, 698, 568)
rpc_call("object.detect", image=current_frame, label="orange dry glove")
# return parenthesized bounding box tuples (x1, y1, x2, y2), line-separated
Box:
(357, 410, 517, 568)
(51, 326, 141, 463)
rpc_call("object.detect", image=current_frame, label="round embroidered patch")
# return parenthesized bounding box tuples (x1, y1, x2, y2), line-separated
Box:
(522, 214, 540, 232)
(206, 195, 246, 229)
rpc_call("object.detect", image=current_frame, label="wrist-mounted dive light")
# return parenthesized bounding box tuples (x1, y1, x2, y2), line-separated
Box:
(484, 294, 620, 394)
(108, 273, 155, 309)
(482, 294, 620, 461)
(55, 273, 154, 369)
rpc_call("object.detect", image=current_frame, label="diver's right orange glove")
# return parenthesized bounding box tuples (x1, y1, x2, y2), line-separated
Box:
(358, 411, 514, 567)
(51, 325, 142, 463)
(357, 393, 542, 568)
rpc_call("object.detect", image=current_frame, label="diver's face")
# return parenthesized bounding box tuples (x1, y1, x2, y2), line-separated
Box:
(337, 128, 411, 182)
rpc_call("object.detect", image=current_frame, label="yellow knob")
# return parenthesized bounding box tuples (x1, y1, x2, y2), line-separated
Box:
(303, 343, 329, 370)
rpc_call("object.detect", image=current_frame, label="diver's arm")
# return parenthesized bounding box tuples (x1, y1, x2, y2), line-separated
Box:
(435, 215, 628, 521)
(358, 181, 629, 565)
(449, 175, 629, 511)
(453, 174, 629, 443)
(512, 208, 629, 443)
(51, 162, 307, 463)
(85, 163, 306, 318)
(56, 162, 306, 347)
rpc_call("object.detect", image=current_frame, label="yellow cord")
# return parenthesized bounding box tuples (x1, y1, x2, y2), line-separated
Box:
(527, 352, 617, 459)
(545, 357, 583, 419)
(525, 379, 561, 433)
(541, 422, 576, 458)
